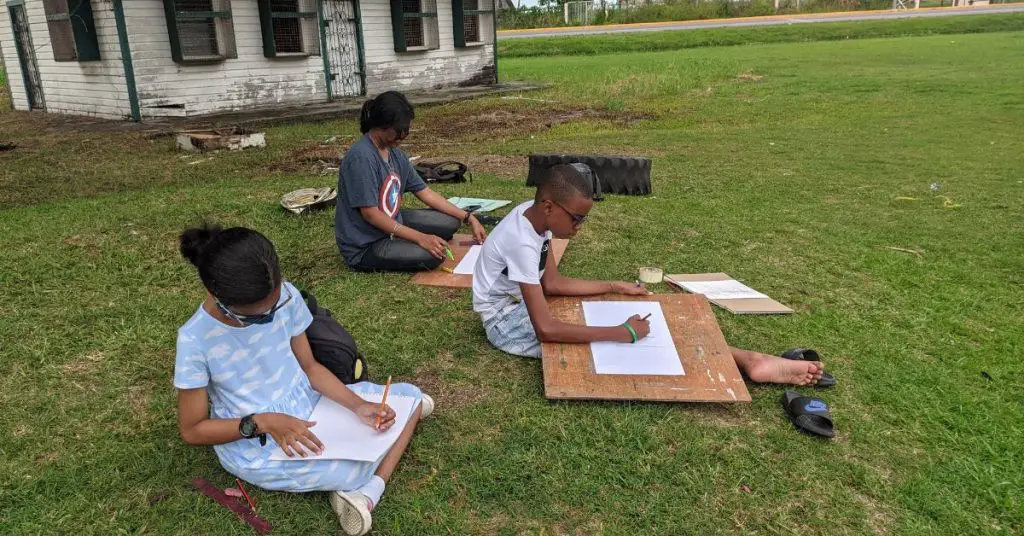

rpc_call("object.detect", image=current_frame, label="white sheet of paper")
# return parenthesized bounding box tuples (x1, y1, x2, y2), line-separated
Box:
(269, 393, 416, 462)
(453, 245, 482, 275)
(582, 301, 684, 376)
(675, 279, 769, 300)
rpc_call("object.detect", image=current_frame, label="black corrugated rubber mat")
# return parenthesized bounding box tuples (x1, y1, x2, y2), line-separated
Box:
(526, 154, 652, 196)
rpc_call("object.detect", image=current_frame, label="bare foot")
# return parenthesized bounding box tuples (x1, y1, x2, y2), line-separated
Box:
(747, 355, 824, 386)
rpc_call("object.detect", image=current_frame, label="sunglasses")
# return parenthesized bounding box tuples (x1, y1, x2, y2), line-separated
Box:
(215, 287, 292, 326)
(551, 200, 589, 227)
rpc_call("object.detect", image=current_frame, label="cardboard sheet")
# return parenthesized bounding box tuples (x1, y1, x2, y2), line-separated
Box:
(665, 273, 793, 315)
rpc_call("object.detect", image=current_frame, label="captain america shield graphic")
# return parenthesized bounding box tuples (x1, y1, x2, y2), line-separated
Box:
(378, 172, 402, 218)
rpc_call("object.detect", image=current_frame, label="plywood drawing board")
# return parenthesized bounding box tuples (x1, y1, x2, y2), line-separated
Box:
(541, 294, 751, 403)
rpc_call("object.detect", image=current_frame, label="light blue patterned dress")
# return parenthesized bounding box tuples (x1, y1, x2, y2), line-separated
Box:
(174, 281, 423, 492)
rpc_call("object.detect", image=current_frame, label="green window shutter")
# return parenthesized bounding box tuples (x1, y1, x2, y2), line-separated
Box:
(259, 1, 318, 58)
(162, 0, 185, 63)
(69, 0, 100, 60)
(43, 0, 100, 61)
(257, 0, 277, 57)
(162, 0, 237, 63)
(451, 0, 465, 48)
(390, 0, 406, 52)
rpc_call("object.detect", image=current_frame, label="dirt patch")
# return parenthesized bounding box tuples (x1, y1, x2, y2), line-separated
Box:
(409, 352, 490, 411)
(405, 105, 657, 153)
(267, 139, 351, 174)
(735, 70, 766, 82)
(266, 105, 656, 175)
(853, 491, 894, 534)
(126, 385, 154, 422)
(35, 452, 60, 464)
(61, 351, 105, 375)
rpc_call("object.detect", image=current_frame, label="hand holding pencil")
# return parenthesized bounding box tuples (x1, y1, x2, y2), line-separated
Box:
(623, 314, 652, 341)
(356, 376, 396, 432)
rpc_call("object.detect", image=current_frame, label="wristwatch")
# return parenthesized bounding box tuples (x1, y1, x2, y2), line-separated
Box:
(462, 211, 473, 224)
(239, 414, 267, 446)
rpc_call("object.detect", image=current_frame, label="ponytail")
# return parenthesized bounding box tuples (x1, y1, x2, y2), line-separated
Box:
(358, 91, 414, 135)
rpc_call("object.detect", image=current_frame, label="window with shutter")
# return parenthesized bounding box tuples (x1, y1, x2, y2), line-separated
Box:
(42, 0, 101, 62)
(257, 0, 321, 57)
(390, 0, 439, 52)
(452, 0, 494, 48)
(163, 0, 237, 63)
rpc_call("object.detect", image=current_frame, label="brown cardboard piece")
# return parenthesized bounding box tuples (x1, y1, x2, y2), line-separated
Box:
(541, 294, 751, 403)
(664, 273, 793, 315)
(410, 234, 569, 289)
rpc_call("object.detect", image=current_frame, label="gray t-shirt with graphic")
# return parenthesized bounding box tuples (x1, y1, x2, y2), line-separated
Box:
(335, 135, 427, 265)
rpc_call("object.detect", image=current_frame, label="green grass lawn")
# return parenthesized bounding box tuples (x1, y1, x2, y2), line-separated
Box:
(2, 29, 1023, 535)
(0, 65, 9, 112)
(499, 12, 1024, 57)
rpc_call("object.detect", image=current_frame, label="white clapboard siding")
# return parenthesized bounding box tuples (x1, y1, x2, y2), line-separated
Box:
(0, 1, 130, 118)
(359, 0, 495, 95)
(123, 1, 327, 118)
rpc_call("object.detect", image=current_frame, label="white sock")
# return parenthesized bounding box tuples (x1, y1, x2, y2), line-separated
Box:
(355, 475, 385, 509)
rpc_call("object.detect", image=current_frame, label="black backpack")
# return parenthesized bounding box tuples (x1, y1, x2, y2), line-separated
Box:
(302, 290, 368, 384)
(414, 161, 472, 183)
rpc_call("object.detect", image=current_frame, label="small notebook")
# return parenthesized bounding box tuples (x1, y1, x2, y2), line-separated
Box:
(447, 197, 512, 213)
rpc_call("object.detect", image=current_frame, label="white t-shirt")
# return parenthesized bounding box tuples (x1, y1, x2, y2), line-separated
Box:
(472, 201, 553, 322)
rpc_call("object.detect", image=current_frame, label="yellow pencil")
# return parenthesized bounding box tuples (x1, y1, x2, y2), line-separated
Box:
(375, 376, 392, 430)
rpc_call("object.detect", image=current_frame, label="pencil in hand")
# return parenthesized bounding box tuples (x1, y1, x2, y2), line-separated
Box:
(375, 376, 392, 431)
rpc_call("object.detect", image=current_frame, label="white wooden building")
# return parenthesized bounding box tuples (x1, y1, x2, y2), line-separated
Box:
(0, 0, 497, 120)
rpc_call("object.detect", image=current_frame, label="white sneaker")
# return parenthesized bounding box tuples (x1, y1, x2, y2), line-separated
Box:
(420, 393, 435, 419)
(330, 490, 372, 536)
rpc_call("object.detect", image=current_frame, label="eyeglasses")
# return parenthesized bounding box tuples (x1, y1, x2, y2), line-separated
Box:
(215, 286, 292, 326)
(551, 200, 589, 227)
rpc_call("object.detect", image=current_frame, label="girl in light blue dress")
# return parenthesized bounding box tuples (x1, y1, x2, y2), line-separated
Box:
(174, 224, 433, 536)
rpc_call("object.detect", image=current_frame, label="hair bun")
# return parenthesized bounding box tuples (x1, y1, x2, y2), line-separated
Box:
(179, 223, 222, 266)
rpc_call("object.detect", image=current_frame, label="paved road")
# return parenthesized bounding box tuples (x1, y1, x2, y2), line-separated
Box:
(497, 4, 1024, 39)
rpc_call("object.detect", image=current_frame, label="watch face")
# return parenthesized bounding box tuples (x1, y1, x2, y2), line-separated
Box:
(241, 418, 257, 437)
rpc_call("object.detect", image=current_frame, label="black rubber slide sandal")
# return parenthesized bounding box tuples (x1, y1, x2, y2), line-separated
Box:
(781, 390, 835, 439)
(781, 348, 836, 388)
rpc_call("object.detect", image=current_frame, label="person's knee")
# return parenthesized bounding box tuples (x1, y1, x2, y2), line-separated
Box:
(441, 216, 460, 238)
(389, 382, 423, 400)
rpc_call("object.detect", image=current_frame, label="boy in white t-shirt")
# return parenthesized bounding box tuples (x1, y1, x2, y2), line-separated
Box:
(472, 164, 831, 387)
(473, 164, 654, 358)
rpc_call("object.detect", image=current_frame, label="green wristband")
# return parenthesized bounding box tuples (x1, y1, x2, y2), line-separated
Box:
(622, 322, 638, 343)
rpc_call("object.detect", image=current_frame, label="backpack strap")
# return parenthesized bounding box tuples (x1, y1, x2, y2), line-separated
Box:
(300, 290, 319, 313)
